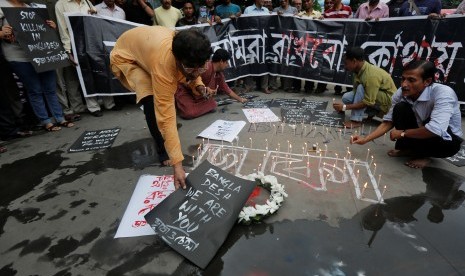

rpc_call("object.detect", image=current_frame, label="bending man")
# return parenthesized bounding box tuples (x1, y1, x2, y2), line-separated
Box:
(175, 49, 247, 119)
(333, 47, 396, 128)
(110, 26, 213, 189)
(352, 60, 463, 169)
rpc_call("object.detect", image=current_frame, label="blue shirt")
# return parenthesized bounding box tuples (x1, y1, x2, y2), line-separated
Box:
(244, 4, 269, 15)
(215, 3, 241, 19)
(383, 83, 463, 141)
(399, 0, 441, 16)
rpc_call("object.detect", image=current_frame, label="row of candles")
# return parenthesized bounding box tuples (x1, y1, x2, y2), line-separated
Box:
(196, 138, 387, 202)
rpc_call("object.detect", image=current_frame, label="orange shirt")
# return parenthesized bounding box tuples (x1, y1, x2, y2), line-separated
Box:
(110, 26, 204, 165)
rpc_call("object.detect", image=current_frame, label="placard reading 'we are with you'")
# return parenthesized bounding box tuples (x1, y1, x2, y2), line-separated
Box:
(2, 7, 69, 72)
(144, 161, 256, 268)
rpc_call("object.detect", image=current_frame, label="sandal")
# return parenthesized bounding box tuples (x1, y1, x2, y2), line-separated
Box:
(0, 146, 7, 154)
(64, 114, 81, 122)
(58, 121, 74, 128)
(45, 123, 61, 132)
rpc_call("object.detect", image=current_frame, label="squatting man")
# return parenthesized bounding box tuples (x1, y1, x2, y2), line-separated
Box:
(351, 60, 463, 169)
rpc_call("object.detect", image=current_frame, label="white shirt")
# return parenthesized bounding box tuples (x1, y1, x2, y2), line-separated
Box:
(95, 2, 126, 19)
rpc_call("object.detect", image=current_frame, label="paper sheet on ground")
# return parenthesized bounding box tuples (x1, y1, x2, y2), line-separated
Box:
(242, 108, 280, 123)
(114, 174, 175, 238)
(197, 120, 246, 142)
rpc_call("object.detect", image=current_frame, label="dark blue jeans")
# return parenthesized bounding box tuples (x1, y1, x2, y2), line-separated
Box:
(9, 62, 64, 125)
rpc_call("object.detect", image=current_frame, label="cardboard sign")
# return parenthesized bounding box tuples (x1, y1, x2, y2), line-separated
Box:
(2, 8, 69, 72)
(115, 175, 175, 238)
(299, 99, 328, 111)
(281, 108, 313, 124)
(197, 120, 246, 142)
(68, 128, 120, 152)
(444, 144, 465, 167)
(242, 108, 280, 123)
(270, 98, 301, 108)
(144, 161, 256, 268)
(243, 99, 273, 108)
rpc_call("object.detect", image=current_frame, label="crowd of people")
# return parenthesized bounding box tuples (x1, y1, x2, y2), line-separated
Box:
(1, 0, 464, 178)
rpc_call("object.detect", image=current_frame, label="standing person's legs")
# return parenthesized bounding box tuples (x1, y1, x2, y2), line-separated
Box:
(0, 87, 21, 139)
(9, 62, 53, 127)
(0, 56, 23, 120)
(39, 70, 66, 123)
(63, 65, 86, 114)
(259, 75, 271, 94)
(341, 85, 367, 123)
(101, 96, 116, 110)
(141, 96, 169, 163)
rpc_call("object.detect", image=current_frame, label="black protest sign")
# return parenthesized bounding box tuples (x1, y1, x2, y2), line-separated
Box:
(444, 144, 465, 167)
(310, 111, 345, 127)
(237, 93, 259, 100)
(144, 161, 256, 268)
(299, 99, 328, 111)
(281, 108, 313, 124)
(215, 97, 234, 106)
(270, 98, 301, 109)
(68, 128, 120, 152)
(243, 99, 273, 108)
(2, 8, 68, 72)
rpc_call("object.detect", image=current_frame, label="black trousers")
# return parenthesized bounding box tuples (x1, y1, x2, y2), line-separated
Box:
(140, 96, 169, 163)
(392, 102, 462, 158)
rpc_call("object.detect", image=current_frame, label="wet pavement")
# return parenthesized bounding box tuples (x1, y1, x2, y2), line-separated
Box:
(1, 89, 464, 276)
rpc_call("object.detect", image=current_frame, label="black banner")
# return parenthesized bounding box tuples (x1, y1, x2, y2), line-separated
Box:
(3, 8, 69, 72)
(67, 14, 465, 101)
(144, 161, 255, 268)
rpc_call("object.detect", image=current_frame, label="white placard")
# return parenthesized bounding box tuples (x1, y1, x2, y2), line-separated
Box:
(242, 108, 280, 123)
(114, 175, 175, 238)
(197, 120, 246, 142)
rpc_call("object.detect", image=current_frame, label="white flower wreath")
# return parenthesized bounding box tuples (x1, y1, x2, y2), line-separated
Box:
(238, 172, 288, 224)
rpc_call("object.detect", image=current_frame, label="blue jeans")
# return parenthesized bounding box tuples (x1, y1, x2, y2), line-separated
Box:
(9, 62, 64, 125)
(341, 85, 379, 122)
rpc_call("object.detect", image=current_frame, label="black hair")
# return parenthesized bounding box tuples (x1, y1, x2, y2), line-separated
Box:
(403, 59, 436, 81)
(211, 48, 231, 62)
(184, 0, 196, 13)
(344, 47, 365, 61)
(172, 28, 213, 67)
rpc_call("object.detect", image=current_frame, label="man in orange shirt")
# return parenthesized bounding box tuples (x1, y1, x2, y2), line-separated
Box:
(110, 27, 213, 190)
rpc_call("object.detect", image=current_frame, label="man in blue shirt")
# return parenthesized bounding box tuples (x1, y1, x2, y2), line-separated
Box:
(352, 60, 463, 169)
(399, 0, 441, 16)
(215, 0, 242, 19)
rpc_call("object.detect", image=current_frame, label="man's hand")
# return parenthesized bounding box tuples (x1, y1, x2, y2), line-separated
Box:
(67, 52, 78, 66)
(390, 128, 403, 141)
(333, 102, 345, 112)
(45, 20, 56, 29)
(205, 86, 217, 98)
(351, 135, 368, 145)
(173, 163, 186, 190)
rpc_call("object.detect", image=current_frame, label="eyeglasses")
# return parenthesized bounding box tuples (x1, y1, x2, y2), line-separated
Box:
(181, 62, 208, 74)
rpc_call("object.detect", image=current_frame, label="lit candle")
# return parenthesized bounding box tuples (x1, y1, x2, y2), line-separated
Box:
(192, 155, 195, 166)
(249, 137, 253, 148)
(265, 138, 268, 150)
(343, 125, 346, 137)
(380, 185, 387, 198)
(304, 142, 308, 153)
(356, 169, 360, 182)
(373, 163, 377, 176)
(290, 143, 292, 154)
(258, 163, 262, 172)
(366, 148, 370, 162)
(319, 153, 322, 167)
(370, 155, 374, 166)
(335, 153, 339, 168)
(360, 182, 368, 198)
(202, 138, 205, 146)
(350, 135, 354, 144)
(324, 144, 328, 157)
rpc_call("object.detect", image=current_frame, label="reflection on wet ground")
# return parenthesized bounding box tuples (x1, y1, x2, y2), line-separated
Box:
(1, 140, 465, 275)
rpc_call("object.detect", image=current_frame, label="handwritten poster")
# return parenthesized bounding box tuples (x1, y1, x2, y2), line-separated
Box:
(242, 108, 280, 123)
(299, 99, 328, 111)
(281, 108, 313, 124)
(270, 98, 301, 108)
(68, 128, 120, 152)
(115, 175, 175, 238)
(197, 120, 246, 142)
(2, 8, 69, 72)
(243, 99, 273, 108)
(144, 161, 256, 268)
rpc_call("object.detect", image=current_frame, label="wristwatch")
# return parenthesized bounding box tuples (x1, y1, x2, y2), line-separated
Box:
(400, 131, 406, 138)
